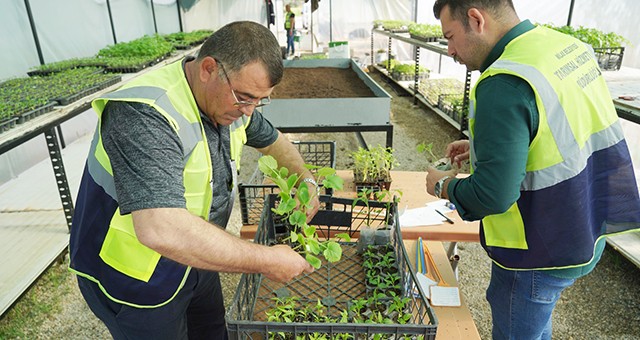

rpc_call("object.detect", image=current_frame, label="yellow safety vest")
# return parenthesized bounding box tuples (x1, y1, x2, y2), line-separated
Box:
(70, 58, 250, 307)
(468, 25, 640, 270)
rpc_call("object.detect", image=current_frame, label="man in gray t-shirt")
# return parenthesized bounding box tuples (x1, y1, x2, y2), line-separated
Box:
(71, 21, 319, 339)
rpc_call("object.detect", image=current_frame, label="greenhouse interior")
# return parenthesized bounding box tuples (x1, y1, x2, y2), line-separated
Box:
(1, 0, 639, 338)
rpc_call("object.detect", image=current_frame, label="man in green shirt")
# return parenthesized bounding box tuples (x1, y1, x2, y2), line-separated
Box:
(426, 0, 640, 338)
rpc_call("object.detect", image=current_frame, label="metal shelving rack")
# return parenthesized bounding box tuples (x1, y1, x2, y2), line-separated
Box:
(371, 28, 470, 138)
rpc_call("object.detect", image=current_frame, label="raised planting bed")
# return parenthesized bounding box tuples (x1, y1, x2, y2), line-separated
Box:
(239, 141, 337, 225)
(262, 59, 391, 128)
(226, 195, 437, 339)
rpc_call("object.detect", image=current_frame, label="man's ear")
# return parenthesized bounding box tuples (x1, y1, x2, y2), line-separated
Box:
(467, 8, 486, 33)
(200, 56, 216, 82)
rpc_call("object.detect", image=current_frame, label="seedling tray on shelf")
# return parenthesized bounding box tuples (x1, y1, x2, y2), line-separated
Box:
(593, 46, 624, 71)
(226, 195, 438, 339)
(238, 141, 337, 225)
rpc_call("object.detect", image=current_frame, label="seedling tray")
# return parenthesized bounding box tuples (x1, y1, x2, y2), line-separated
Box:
(238, 141, 337, 225)
(226, 195, 437, 339)
(593, 46, 624, 71)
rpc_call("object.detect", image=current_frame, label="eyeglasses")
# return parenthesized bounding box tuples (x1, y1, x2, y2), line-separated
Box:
(216, 59, 271, 108)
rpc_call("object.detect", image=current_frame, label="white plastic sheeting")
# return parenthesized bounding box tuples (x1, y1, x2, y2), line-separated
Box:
(2, 0, 640, 81)
(0, 0, 180, 81)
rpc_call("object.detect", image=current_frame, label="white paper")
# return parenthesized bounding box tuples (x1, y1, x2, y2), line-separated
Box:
(429, 286, 462, 307)
(399, 206, 445, 227)
(426, 199, 454, 213)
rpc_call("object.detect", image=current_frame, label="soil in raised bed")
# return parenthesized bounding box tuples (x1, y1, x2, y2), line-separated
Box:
(271, 67, 375, 99)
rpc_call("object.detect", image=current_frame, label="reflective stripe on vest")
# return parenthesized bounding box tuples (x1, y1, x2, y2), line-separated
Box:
(469, 26, 640, 269)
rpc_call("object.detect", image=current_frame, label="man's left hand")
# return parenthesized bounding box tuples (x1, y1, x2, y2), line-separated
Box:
(425, 166, 458, 197)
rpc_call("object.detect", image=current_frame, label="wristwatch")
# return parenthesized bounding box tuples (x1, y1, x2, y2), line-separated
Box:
(302, 177, 320, 195)
(434, 176, 451, 199)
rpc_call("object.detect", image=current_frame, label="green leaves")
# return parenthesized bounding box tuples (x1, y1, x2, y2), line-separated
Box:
(258, 154, 346, 269)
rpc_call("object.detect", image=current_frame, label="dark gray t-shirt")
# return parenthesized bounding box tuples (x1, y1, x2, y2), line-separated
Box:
(101, 99, 278, 228)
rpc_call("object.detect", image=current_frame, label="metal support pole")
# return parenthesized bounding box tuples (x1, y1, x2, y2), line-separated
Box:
(176, 0, 183, 32)
(446, 242, 460, 280)
(44, 128, 74, 232)
(23, 0, 45, 65)
(370, 29, 374, 65)
(106, 0, 117, 44)
(150, 0, 158, 34)
(56, 125, 66, 149)
(567, 0, 576, 26)
(413, 47, 420, 105)
(387, 37, 392, 71)
(461, 70, 472, 138)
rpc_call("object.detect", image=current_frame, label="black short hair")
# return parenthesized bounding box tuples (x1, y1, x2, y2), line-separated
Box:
(433, 0, 515, 28)
(197, 21, 283, 87)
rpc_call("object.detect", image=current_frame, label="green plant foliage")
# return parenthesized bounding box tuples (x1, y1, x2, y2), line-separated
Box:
(377, 58, 398, 70)
(98, 35, 174, 58)
(258, 155, 349, 269)
(163, 29, 213, 48)
(375, 20, 414, 30)
(539, 23, 628, 48)
(0, 68, 120, 119)
(391, 63, 429, 75)
(408, 23, 443, 38)
(351, 145, 399, 183)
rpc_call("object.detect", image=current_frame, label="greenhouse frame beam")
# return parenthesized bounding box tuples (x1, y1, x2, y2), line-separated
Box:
(567, 0, 576, 26)
(23, 0, 44, 65)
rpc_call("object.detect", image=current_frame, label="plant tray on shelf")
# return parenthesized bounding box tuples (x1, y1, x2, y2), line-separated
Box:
(437, 93, 465, 123)
(593, 46, 624, 71)
(53, 86, 100, 106)
(15, 101, 56, 124)
(391, 71, 429, 82)
(409, 33, 440, 43)
(239, 141, 337, 225)
(0, 117, 18, 134)
(226, 195, 437, 339)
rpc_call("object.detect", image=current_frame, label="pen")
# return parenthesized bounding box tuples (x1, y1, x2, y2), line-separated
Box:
(435, 209, 454, 224)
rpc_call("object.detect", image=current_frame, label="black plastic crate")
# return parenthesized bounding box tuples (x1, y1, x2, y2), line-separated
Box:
(238, 141, 337, 225)
(593, 46, 624, 71)
(226, 195, 437, 339)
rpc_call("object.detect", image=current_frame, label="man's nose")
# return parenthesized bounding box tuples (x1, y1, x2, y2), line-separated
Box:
(240, 105, 254, 117)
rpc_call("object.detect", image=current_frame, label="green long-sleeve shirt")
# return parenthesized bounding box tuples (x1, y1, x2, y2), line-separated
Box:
(447, 20, 604, 278)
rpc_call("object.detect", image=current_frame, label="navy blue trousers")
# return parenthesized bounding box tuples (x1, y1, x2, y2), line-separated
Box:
(78, 269, 228, 340)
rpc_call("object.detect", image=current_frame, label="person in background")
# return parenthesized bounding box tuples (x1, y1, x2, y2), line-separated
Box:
(69, 21, 319, 339)
(285, 4, 296, 57)
(426, 0, 640, 339)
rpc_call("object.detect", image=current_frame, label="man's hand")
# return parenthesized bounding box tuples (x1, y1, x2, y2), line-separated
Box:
(445, 140, 470, 168)
(425, 166, 458, 197)
(263, 245, 314, 283)
(302, 179, 321, 222)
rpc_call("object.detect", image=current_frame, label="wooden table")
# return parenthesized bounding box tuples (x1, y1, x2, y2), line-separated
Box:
(335, 170, 480, 242)
(404, 239, 481, 339)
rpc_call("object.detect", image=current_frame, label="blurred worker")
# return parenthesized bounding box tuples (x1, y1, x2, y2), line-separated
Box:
(285, 4, 296, 56)
(69, 21, 319, 339)
(426, 1, 640, 339)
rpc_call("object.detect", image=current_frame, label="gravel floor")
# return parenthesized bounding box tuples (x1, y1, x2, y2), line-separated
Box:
(3, 71, 640, 339)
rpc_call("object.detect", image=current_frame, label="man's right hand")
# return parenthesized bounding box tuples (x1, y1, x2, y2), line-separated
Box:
(263, 245, 314, 283)
(446, 140, 470, 168)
